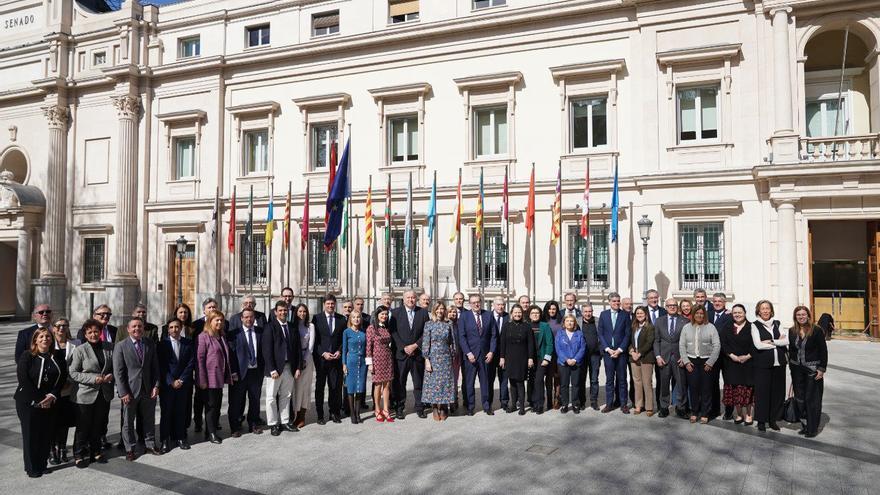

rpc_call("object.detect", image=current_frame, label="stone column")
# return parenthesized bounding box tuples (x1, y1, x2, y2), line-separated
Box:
(33, 104, 69, 314)
(15, 229, 32, 318)
(776, 201, 799, 320)
(105, 94, 141, 324)
(769, 6, 800, 163)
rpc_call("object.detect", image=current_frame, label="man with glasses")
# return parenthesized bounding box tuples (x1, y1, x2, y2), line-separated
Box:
(653, 298, 688, 418)
(14, 304, 53, 362)
(517, 294, 531, 310)
(77, 304, 117, 343)
(645, 290, 666, 325)
(281, 287, 295, 322)
(229, 295, 268, 331)
(458, 294, 498, 416)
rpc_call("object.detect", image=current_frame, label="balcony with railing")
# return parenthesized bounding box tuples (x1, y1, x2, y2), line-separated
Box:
(801, 134, 880, 162)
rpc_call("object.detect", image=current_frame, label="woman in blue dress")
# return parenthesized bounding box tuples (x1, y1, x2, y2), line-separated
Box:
(342, 312, 367, 424)
(422, 302, 456, 421)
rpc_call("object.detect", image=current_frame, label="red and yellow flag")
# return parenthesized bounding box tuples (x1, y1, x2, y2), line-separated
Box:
(365, 179, 374, 247)
(525, 164, 535, 235)
(449, 169, 462, 243)
(550, 163, 561, 246)
(475, 168, 484, 239)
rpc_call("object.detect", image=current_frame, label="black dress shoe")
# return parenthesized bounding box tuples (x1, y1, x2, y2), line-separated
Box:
(208, 433, 222, 444)
(769, 422, 780, 431)
(591, 401, 599, 411)
(560, 406, 569, 414)
(251, 425, 264, 435)
(74, 458, 89, 469)
(331, 414, 342, 424)
(270, 425, 282, 436)
(621, 406, 630, 414)
(161, 441, 171, 454)
(466, 410, 475, 416)
(506, 407, 516, 414)
(572, 406, 581, 414)
(534, 407, 544, 415)
(283, 423, 299, 432)
(757, 422, 766, 432)
(94, 454, 107, 463)
(177, 440, 191, 450)
(416, 410, 428, 419)
(317, 418, 327, 426)
(797, 427, 807, 435)
(658, 409, 669, 418)
(395, 409, 406, 420)
(804, 432, 817, 438)
(27, 472, 42, 478)
(518, 409, 526, 416)
(148, 447, 162, 456)
(484, 409, 494, 416)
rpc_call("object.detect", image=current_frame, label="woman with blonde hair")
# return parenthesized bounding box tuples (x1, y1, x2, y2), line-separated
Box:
(422, 302, 456, 420)
(49, 317, 78, 465)
(342, 312, 368, 424)
(751, 300, 787, 432)
(196, 310, 233, 443)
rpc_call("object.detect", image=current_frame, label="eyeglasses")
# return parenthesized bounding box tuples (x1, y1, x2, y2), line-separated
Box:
(54, 324, 70, 328)
(665, 304, 677, 308)
(36, 310, 52, 315)
(96, 312, 112, 317)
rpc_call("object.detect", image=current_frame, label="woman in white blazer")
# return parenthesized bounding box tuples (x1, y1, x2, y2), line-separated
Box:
(292, 304, 316, 429)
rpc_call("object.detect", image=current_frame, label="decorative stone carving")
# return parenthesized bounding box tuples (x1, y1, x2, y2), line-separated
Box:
(42, 105, 69, 128)
(8, 125, 17, 142)
(112, 95, 141, 119)
(0, 170, 20, 209)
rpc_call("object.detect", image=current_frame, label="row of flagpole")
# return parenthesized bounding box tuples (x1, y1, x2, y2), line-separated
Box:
(222, 142, 622, 305)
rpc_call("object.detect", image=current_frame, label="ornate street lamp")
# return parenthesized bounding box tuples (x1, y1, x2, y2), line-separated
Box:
(175, 235, 187, 305)
(638, 214, 653, 304)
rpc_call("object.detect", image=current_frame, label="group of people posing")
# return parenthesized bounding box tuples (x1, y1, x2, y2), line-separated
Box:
(12, 287, 828, 479)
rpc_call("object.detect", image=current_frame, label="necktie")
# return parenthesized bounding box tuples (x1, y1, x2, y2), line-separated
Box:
(172, 339, 179, 360)
(327, 315, 333, 333)
(475, 312, 482, 336)
(408, 310, 414, 327)
(100, 327, 107, 342)
(497, 315, 502, 332)
(247, 329, 256, 367)
(669, 317, 676, 336)
(282, 324, 289, 342)
(134, 340, 143, 362)
(651, 309, 657, 324)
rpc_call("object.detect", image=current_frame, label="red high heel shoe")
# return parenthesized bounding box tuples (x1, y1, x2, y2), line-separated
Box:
(383, 410, 395, 423)
(375, 411, 385, 422)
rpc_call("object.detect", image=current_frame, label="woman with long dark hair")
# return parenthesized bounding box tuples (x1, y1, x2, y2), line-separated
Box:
(789, 306, 828, 438)
(292, 304, 315, 429)
(367, 305, 395, 422)
(719, 304, 755, 425)
(162, 303, 194, 340)
(527, 305, 553, 415)
(542, 300, 563, 409)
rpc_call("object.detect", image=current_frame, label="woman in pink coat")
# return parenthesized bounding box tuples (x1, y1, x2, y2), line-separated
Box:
(197, 310, 232, 444)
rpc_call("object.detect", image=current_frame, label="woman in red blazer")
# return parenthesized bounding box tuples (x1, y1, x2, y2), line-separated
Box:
(197, 311, 233, 444)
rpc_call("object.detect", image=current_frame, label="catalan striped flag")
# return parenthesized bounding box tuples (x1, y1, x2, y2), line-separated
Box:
(301, 181, 309, 251)
(265, 184, 274, 246)
(283, 183, 291, 250)
(525, 164, 535, 236)
(365, 177, 373, 247)
(550, 163, 561, 246)
(449, 168, 461, 243)
(385, 174, 392, 244)
(580, 158, 590, 239)
(475, 168, 484, 240)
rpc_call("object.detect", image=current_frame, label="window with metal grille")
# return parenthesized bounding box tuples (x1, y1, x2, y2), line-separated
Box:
(311, 124, 337, 170)
(389, 229, 419, 287)
(308, 232, 338, 286)
(472, 227, 507, 288)
(568, 225, 609, 289)
(679, 223, 724, 291)
(83, 238, 105, 283)
(239, 232, 267, 286)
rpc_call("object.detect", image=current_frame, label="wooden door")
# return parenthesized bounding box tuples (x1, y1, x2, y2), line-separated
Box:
(868, 222, 880, 338)
(168, 244, 196, 315)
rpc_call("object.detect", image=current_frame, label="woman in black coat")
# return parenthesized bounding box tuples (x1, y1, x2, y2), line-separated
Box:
(750, 300, 787, 432)
(719, 304, 755, 425)
(499, 306, 535, 415)
(14, 328, 67, 478)
(789, 306, 828, 438)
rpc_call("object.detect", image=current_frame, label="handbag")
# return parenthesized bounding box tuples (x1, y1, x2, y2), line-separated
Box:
(780, 383, 800, 423)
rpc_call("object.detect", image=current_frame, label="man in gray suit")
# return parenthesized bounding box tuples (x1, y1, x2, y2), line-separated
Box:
(113, 318, 161, 460)
(653, 298, 688, 418)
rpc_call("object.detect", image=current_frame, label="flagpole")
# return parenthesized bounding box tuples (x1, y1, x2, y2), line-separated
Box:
(386, 174, 392, 297)
(585, 158, 592, 305)
(267, 182, 274, 313)
(287, 181, 292, 288)
(504, 165, 510, 304)
(558, 160, 563, 301)
(367, 175, 372, 308)
(304, 179, 310, 311)
(346, 123, 353, 299)
(456, 168, 462, 292)
(409, 172, 414, 291)
(248, 185, 254, 299)
(530, 163, 535, 305)
(478, 168, 484, 303)
(231, 185, 237, 310)
(432, 170, 438, 299)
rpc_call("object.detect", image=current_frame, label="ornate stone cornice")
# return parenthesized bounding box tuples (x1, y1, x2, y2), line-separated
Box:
(42, 105, 69, 128)
(112, 95, 141, 119)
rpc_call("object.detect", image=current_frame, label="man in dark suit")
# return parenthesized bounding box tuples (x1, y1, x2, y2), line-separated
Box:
(708, 292, 732, 419)
(113, 318, 161, 461)
(645, 289, 667, 325)
(312, 294, 345, 424)
(354, 297, 371, 330)
(157, 318, 194, 452)
(653, 298, 688, 418)
(458, 293, 498, 416)
(228, 295, 268, 333)
(577, 304, 601, 410)
(263, 301, 301, 434)
(14, 304, 53, 363)
(391, 290, 429, 419)
(694, 288, 710, 312)
(280, 287, 295, 322)
(76, 304, 118, 343)
(228, 308, 266, 436)
(488, 296, 509, 410)
(598, 293, 632, 414)
(117, 304, 159, 344)
(562, 293, 582, 320)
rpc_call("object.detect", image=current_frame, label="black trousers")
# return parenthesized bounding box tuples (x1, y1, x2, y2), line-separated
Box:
(710, 365, 722, 417)
(16, 399, 53, 475)
(755, 365, 786, 423)
(559, 364, 581, 407)
(686, 358, 713, 417)
(488, 361, 509, 407)
(580, 353, 601, 405)
(52, 396, 75, 449)
(228, 368, 263, 431)
(528, 364, 547, 408)
(192, 387, 205, 428)
(395, 355, 425, 413)
(204, 388, 223, 434)
(791, 364, 824, 435)
(546, 362, 559, 409)
(509, 378, 526, 409)
(315, 358, 343, 418)
(73, 396, 110, 459)
(159, 384, 191, 442)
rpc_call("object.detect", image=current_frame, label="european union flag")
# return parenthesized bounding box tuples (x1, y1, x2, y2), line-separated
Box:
(323, 137, 350, 249)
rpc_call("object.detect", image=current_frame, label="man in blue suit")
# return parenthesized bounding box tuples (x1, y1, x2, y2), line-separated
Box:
(487, 296, 509, 410)
(228, 308, 265, 437)
(598, 292, 632, 414)
(157, 318, 195, 453)
(457, 294, 498, 416)
(708, 293, 732, 419)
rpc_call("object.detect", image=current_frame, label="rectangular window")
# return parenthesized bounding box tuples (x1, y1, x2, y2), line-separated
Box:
(308, 232, 339, 286)
(677, 86, 719, 142)
(173, 136, 196, 179)
(388, 115, 419, 163)
(805, 97, 848, 138)
(178, 36, 200, 58)
(238, 233, 267, 286)
(313, 11, 340, 36)
(311, 124, 338, 170)
(679, 223, 724, 291)
(568, 225, 609, 289)
(571, 97, 608, 150)
(389, 229, 420, 287)
(389, 0, 419, 23)
(243, 130, 268, 175)
(83, 238, 105, 283)
(474, 107, 508, 157)
(92, 51, 107, 66)
(472, 227, 507, 287)
(246, 25, 271, 47)
(473, 0, 506, 9)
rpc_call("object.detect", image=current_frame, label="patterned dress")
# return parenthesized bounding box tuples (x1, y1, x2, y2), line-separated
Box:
(342, 328, 367, 394)
(366, 324, 394, 383)
(421, 320, 455, 404)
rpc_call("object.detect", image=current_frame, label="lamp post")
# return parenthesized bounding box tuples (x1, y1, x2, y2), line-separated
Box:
(637, 214, 653, 304)
(175, 235, 187, 305)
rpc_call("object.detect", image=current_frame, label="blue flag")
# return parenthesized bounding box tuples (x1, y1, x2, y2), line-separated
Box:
(404, 173, 413, 252)
(610, 162, 619, 243)
(427, 171, 437, 247)
(323, 138, 350, 248)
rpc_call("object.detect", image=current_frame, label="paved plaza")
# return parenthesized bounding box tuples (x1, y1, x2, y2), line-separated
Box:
(0, 322, 878, 494)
